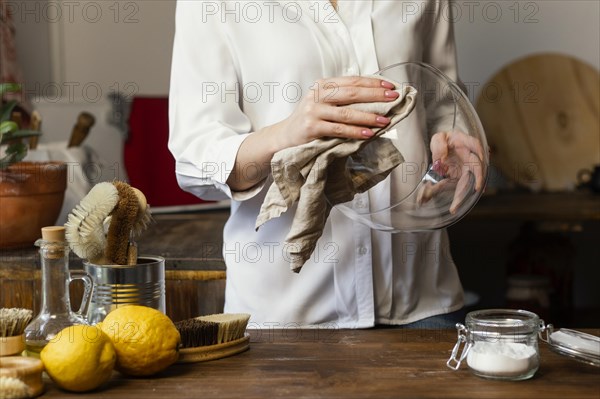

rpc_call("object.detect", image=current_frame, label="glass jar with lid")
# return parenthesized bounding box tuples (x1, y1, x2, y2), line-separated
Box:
(447, 309, 600, 380)
(447, 309, 543, 380)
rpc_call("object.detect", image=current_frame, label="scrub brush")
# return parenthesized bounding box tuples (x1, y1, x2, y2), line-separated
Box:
(175, 319, 219, 348)
(65, 181, 152, 265)
(65, 182, 119, 264)
(176, 313, 251, 363)
(0, 357, 44, 398)
(105, 181, 141, 265)
(0, 376, 30, 399)
(0, 309, 33, 357)
(196, 313, 251, 344)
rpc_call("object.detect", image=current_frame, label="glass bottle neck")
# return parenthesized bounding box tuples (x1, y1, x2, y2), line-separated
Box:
(39, 244, 72, 315)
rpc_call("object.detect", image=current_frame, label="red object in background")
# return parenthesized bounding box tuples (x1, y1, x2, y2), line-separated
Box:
(125, 97, 205, 208)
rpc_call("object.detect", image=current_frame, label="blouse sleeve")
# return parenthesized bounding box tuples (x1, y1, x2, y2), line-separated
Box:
(422, 0, 469, 135)
(422, 0, 461, 85)
(168, 0, 264, 201)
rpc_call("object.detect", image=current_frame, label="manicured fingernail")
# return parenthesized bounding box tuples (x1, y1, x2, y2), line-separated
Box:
(381, 81, 395, 89)
(432, 160, 448, 175)
(384, 90, 399, 99)
(376, 116, 390, 124)
(361, 129, 374, 137)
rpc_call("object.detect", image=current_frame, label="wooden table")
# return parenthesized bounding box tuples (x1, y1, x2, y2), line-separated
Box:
(467, 191, 600, 222)
(41, 329, 600, 398)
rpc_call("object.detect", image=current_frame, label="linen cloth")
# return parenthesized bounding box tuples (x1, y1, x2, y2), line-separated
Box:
(256, 84, 417, 272)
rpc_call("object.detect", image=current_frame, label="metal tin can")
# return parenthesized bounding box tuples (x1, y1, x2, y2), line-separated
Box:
(83, 255, 166, 325)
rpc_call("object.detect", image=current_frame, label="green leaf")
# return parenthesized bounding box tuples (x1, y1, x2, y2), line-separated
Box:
(0, 83, 21, 96)
(1, 100, 18, 123)
(5, 129, 40, 140)
(0, 121, 18, 136)
(0, 142, 26, 169)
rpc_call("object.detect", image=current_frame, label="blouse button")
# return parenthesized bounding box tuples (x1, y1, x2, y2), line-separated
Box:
(358, 246, 368, 255)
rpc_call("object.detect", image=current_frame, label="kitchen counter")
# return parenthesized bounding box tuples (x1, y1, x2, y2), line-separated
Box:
(41, 328, 600, 398)
(3, 190, 599, 322)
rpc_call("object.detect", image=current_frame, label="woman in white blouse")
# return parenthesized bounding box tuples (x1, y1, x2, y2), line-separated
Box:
(169, 0, 476, 328)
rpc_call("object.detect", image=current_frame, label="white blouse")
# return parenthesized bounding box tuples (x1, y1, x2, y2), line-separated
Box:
(169, 0, 464, 328)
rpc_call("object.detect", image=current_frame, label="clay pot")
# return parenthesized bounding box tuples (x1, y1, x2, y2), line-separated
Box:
(0, 162, 67, 249)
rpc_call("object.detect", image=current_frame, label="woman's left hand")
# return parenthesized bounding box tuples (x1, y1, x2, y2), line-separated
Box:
(417, 131, 486, 214)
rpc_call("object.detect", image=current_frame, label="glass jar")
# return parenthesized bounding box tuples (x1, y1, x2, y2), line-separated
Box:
(447, 309, 545, 381)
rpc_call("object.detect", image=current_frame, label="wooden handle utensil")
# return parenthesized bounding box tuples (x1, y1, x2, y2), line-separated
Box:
(67, 112, 95, 148)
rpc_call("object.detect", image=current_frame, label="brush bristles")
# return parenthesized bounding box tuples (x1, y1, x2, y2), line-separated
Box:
(0, 308, 32, 337)
(106, 181, 140, 265)
(0, 376, 31, 399)
(196, 313, 250, 344)
(175, 319, 219, 348)
(65, 182, 119, 261)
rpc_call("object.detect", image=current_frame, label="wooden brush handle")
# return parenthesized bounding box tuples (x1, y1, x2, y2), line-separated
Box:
(29, 111, 42, 150)
(106, 182, 139, 265)
(127, 242, 138, 266)
(0, 335, 25, 357)
(68, 112, 95, 148)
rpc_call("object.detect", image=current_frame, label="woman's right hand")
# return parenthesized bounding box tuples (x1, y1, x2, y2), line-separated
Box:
(270, 76, 400, 151)
(228, 76, 399, 191)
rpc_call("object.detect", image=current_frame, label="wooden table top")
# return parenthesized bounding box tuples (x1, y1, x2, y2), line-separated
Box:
(41, 328, 600, 398)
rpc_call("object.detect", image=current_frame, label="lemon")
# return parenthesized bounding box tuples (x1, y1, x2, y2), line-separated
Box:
(100, 305, 180, 376)
(40, 325, 116, 392)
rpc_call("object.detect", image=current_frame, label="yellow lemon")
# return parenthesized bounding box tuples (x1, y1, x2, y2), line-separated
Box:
(100, 305, 180, 376)
(40, 325, 116, 392)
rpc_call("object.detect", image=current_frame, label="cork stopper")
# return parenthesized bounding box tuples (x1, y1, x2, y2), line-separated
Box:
(41, 226, 66, 242)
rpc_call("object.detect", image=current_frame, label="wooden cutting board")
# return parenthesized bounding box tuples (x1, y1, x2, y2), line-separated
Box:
(475, 53, 600, 191)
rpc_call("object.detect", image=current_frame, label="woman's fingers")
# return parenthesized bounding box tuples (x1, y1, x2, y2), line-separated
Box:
(320, 105, 390, 128)
(447, 131, 485, 162)
(466, 151, 485, 191)
(450, 167, 475, 214)
(417, 179, 454, 206)
(315, 86, 399, 105)
(315, 76, 395, 90)
(312, 76, 398, 105)
(430, 132, 450, 164)
(318, 121, 376, 139)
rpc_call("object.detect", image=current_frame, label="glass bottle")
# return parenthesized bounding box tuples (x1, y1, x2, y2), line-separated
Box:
(24, 226, 93, 356)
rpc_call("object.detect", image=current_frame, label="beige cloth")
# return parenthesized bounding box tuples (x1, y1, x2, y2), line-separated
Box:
(256, 83, 418, 273)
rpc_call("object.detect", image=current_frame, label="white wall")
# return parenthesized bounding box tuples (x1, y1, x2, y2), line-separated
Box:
(454, 0, 600, 102)
(12, 1, 600, 102)
(10, 0, 599, 178)
(13, 0, 175, 98)
(12, 1, 600, 100)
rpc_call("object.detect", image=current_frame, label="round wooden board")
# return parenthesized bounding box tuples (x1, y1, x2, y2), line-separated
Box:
(475, 53, 600, 191)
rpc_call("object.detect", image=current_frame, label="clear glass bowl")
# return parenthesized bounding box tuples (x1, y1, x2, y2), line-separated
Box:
(329, 62, 489, 232)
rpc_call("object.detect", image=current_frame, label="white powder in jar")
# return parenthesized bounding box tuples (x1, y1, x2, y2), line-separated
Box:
(466, 342, 538, 376)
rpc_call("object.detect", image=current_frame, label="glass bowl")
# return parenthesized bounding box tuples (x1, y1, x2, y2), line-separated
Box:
(328, 62, 489, 232)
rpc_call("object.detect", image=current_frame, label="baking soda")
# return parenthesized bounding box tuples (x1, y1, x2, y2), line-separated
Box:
(466, 342, 538, 377)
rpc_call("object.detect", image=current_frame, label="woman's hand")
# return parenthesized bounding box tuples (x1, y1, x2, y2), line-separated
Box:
(228, 76, 398, 191)
(271, 76, 399, 150)
(417, 131, 486, 214)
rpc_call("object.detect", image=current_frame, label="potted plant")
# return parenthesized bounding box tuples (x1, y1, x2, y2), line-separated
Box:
(0, 83, 67, 249)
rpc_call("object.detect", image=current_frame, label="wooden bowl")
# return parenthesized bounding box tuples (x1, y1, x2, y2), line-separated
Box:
(0, 356, 45, 398)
